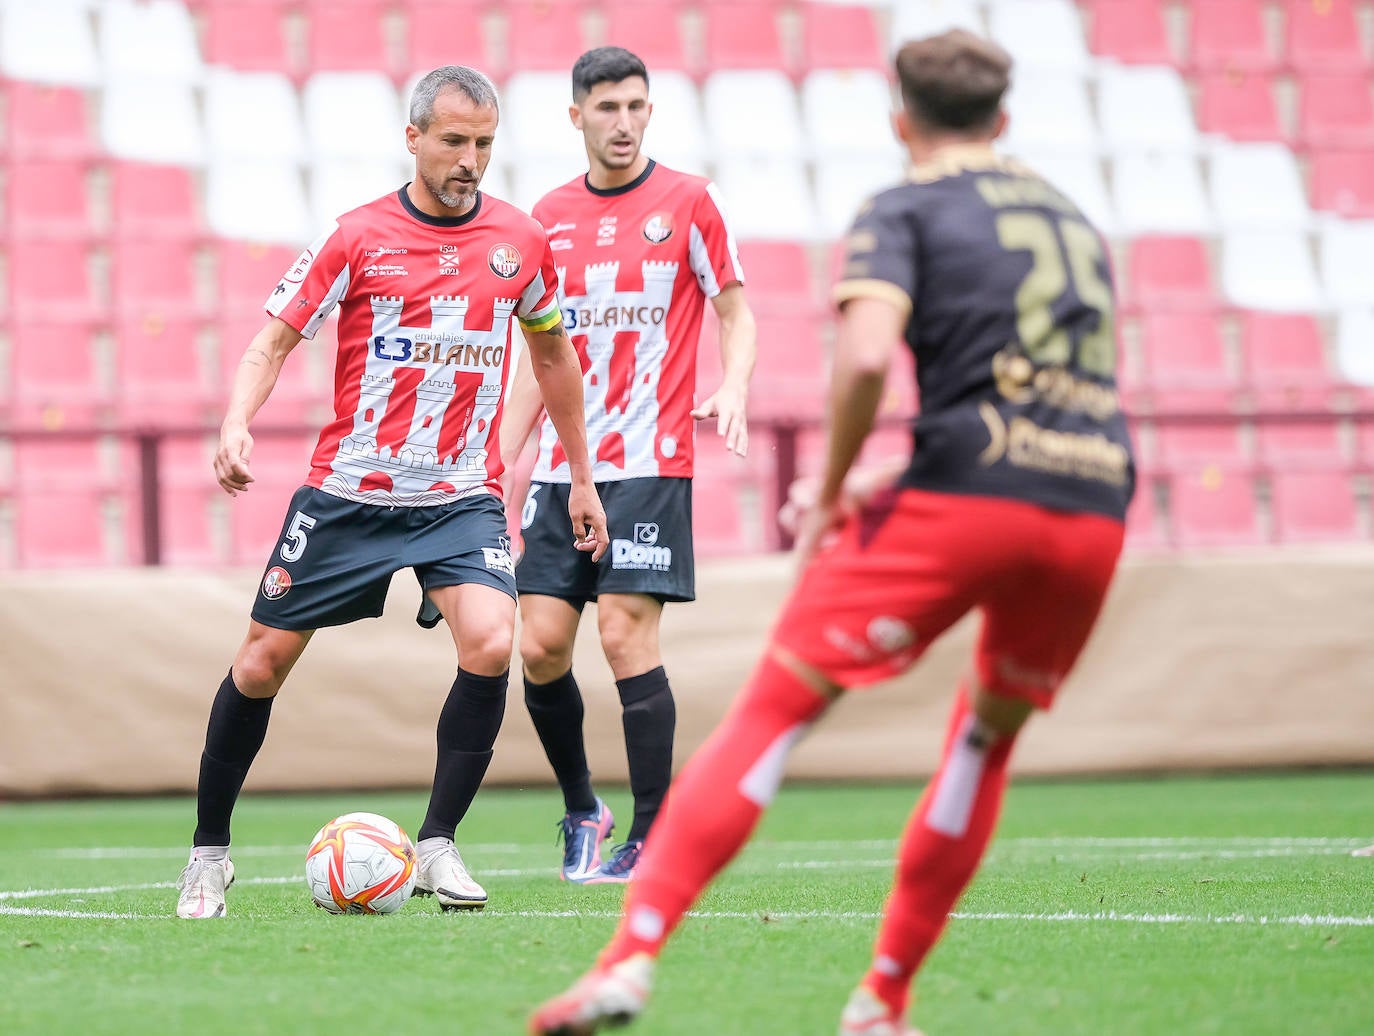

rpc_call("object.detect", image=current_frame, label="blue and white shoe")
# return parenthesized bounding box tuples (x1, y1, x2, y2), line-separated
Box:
(582, 839, 643, 885)
(559, 799, 615, 883)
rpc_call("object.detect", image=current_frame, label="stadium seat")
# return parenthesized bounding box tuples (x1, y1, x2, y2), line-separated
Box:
(303, 0, 390, 73)
(1334, 307, 1374, 389)
(3, 81, 100, 161)
(108, 162, 202, 241)
(1000, 74, 1100, 155)
(1018, 153, 1116, 235)
(702, 3, 789, 73)
(1283, 0, 1367, 74)
(216, 241, 304, 320)
(308, 159, 409, 229)
(1123, 236, 1218, 311)
(8, 241, 106, 325)
(1123, 479, 1170, 552)
(1084, 0, 1172, 65)
(1195, 71, 1285, 143)
(1356, 413, 1374, 466)
(602, 2, 693, 75)
(1318, 219, 1374, 308)
(204, 158, 314, 245)
(986, 0, 1092, 74)
(749, 312, 829, 417)
(216, 314, 324, 423)
(1308, 148, 1374, 218)
(1166, 466, 1265, 548)
(12, 440, 117, 568)
(734, 240, 815, 313)
(121, 435, 224, 566)
(815, 158, 907, 240)
(1138, 312, 1240, 414)
(888, 0, 984, 50)
(713, 158, 819, 240)
(113, 316, 216, 427)
(0, 1, 100, 86)
(702, 71, 804, 161)
(1269, 469, 1362, 542)
(641, 71, 709, 174)
(201, 0, 294, 74)
(109, 238, 204, 323)
(502, 72, 593, 168)
(204, 69, 307, 165)
(403, 1, 501, 79)
(692, 452, 765, 556)
(1208, 142, 1311, 231)
(1188, 0, 1276, 73)
(1097, 65, 1199, 152)
(227, 433, 317, 565)
(1112, 153, 1213, 235)
(1155, 420, 1252, 470)
(1220, 231, 1325, 312)
(97, 0, 203, 85)
(1296, 73, 1374, 151)
(1255, 417, 1346, 469)
(301, 72, 402, 163)
(6, 160, 97, 241)
(8, 323, 112, 428)
(1239, 311, 1340, 411)
(799, 1, 886, 73)
(801, 69, 901, 164)
(505, 1, 592, 74)
(100, 78, 205, 165)
(508, 155, 591, 215)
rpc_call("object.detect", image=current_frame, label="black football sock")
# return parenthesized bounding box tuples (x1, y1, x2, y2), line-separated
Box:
(617, 666, 676, 843)
(524, 669, 597, 814)
(193, 670, 274, 847)
(417, 668, 508, 842)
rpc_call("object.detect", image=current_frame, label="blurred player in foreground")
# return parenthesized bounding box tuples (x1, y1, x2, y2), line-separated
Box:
(501, 47, 755, 885)
(175, 65, 607, 919)
(530, 29, 1134, 1034)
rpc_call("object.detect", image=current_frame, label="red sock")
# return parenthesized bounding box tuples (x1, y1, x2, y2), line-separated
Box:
(863, 684, 1016, 1017)
(598, 653, 828, 968)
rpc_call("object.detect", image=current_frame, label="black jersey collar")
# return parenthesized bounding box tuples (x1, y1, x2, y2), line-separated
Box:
(398, 184, 483, 226)
(584, 159, 656, 197)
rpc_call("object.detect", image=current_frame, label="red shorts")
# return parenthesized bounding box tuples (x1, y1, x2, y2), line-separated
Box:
(771, 488, 1124, 709)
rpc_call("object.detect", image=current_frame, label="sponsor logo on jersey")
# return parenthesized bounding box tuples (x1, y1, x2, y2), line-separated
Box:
(634, 522, 659, 545)
(371, 334, 505, 369)
(597, 216, 617, 247)
(482, 546, 515, 577)
(439, 244, 460, 276)
(561, 303, 668, 330)
(611, 520, 671, 571)
(642, 212, 674, 244)
(283, 247, 315, 284)
(546, 222, 577, 235)
(261, 566, 292, 599)
(488, 243, 522, 279)
(364, 246, 409, 258)
(867, 616, 916, 654)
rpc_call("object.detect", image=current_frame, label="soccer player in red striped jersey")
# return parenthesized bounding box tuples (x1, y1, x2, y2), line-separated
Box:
(175, 66, 608, 920)
(531, 31, 1134, 1034)
(501, 48, 757, 885)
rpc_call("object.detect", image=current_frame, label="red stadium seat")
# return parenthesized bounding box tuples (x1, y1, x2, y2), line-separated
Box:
(1255, 418, 1347, 471)
(8, 241, 106, 325)
(1355, 419, 1374, 468)
(1123, 236, 1218, 312)
(703, 3, 790, 73)
(227, 433, 317, 565)
(120, 435, 224, 566)
(3, 81, 100, 161)
(692, 452, 764, 555)
(1284, 0, 1368, 74)
(799, 1, 886, 73)
(735, 240, 815, 312)
(404, 1, 502, 79)
(304, 0, 390, 74)
(505, 2, 591, 74)
(750, 312, 829, 418)
(1188, 0, 1276, 73)
(6, 160, 97, 241)
(1238, 311, 1337, 411)
(1296, 73, 1374, 150)
(12, 440, 117, 568)
(216, 314, 324, 423)
(108, 162, 202, 241)
(109, 239, 204, 323)
(201, 1, 295, 75)
(1167, 467, 1265, 548)
(1123, 479, 1169, 552)
(215, 241, 302, 320)
(602, 2, 693, 75)
(1308, 148, 1374, 217)
(1269, 469, 1362, 542)
(1085, 0, 1173, 65)
(1156, 420, 1252, 470)
(1196, 71, 1284, 142)
(1138, 312, 1240, 413)
(9, 323, 112, 427)
(113, 316, 217, 427)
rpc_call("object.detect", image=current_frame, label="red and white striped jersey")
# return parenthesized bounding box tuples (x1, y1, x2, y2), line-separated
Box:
(529, 160, 744, 482)
(266, 188, 561, 507)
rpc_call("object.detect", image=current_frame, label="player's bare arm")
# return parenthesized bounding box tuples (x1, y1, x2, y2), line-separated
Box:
(215, 317, 304, 496)
(794, 296, 905, 563)
(691, 283, 755, 457)
(522, 321, 610, 561)
(497, 344, 544, 504)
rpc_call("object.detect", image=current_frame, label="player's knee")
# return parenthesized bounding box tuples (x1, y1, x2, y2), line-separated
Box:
(462, 620, 516, 675)
(597, 614, 656, 673)
(971, 683, 1034, 737)
(520, 628, 574, 682)
(232, 643, 292, 697)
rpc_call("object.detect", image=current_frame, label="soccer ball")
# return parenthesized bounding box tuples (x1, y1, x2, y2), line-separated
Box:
(305, 811, 417, 915)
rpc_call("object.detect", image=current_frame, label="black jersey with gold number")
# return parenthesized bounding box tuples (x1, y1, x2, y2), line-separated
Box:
(834, 147, 1135, 521)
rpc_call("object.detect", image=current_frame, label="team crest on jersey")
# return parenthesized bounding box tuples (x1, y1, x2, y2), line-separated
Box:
(438, 244, 460, 276)
(488, 243, 522, 279)
(283, 247, 315, 284)
(261, 566, 292, 599)
(642, 212, 674, 244)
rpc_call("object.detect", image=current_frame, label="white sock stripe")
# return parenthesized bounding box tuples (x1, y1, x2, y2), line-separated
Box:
(737, 722, 810, 807)
(924, 715, 988, 838)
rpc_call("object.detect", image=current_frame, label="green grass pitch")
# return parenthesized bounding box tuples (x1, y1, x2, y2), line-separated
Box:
(1, 772, 1371, 1034)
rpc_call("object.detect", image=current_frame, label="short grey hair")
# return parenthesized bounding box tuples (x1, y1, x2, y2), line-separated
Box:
(409, 66, 500, 129)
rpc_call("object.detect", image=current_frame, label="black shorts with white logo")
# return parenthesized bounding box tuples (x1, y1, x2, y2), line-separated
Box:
(249, 486, 517, 632)
(517, 476, 695, 606)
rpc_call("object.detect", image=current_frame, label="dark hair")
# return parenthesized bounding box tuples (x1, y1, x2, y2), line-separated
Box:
(894, 30, 1012, 133)
(571, 46, 649, 101)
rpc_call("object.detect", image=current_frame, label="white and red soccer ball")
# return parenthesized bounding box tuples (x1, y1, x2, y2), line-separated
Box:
(305, 811, 417, 915)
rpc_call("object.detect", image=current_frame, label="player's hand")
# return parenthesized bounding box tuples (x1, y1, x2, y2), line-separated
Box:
(568, 480, 609, 562)
(214, 423, 255, 496)
(691, 383, 748, 457)
(791, 497, 846, 570)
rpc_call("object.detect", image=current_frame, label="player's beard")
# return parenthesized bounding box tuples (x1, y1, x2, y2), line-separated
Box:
(597, 134, 640, 170)
(421, 169, 479, 213)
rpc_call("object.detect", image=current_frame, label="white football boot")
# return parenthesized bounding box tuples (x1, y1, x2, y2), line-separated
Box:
(413, 839, 487, 910)
(527, 953, 655, 1035)
(175, 852, 235, 919)
(838, 986, 925, 1036)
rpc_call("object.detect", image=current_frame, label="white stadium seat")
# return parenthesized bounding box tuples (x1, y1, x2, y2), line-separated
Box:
(702, 71, 805, 162)
(889, 0, 984, 50)
(713, 158, 820, 241)
(308, 160, 410, 229)
(814, 158, 907, 239)
(509, 154, 593, 216)
(0, 0, 101, 86)
(206, 159, 313, 245)
(100, 77, 204, 165)
(987, 0, 1092, 75)
(501, 72, 589, 167)
(643, 72, 709, 176)
(1318, 219, 1374, 307)
(1208, 142, 1311, 232)
(801, 69, 901, 163)
(1097, 65, 1199, 153)
(97, 0, 202, 85)
(204, 70, 306, 164)
(1112, 153, 1214, 235)
(1018, 152, 1117, 235)
(1334, 308, 1374, 386)
(1220, 231, 1325, 312)
(302, 72, 404, 164)
(1001, 74, 1100, 155)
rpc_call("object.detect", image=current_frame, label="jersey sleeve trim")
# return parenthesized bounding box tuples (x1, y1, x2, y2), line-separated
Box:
(518, 300, 563, 332)
(832, 278, 913, 320)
